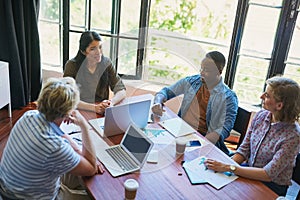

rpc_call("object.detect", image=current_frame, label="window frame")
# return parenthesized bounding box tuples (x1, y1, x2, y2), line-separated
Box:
(40, 0, 300, 105)
(62, 0, 150, 80)
(226, 0, 300, 90)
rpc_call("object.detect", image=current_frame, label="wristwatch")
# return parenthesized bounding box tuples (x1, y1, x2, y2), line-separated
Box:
(230, 165, 236, 172)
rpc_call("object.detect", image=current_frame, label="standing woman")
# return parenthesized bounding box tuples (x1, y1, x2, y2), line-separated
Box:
(205, 76, 300, 196)
(64, 31, 126, 114)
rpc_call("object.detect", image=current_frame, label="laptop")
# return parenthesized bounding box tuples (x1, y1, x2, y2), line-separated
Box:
(89, 99, 151, 137)
(97, 124, 154, 177)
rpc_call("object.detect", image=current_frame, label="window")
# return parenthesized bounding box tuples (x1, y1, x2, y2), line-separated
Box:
(66, 0, 145, 79)
(39, 0, 62, 72)
(283, 13, 300, 82)
(145, 0, 238, 85)
(38, 0, 300, 106)
(233, 1, 282, 104)
(228, 0, 300, 105)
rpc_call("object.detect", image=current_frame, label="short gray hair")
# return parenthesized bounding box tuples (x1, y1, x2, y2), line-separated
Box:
(37, 77, 80, 121)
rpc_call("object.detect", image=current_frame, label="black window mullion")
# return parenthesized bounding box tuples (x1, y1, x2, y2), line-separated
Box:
(87, 0, 91, 30)
(110, 0, 121, 71)
(225, 0, 249, 88)
(267, 0, 300, 78)
(135, 0, 151, 80)
(62, 0, 70, 70)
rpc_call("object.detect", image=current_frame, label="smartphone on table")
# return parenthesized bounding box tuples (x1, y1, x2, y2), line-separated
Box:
(186, 140, 201, 147)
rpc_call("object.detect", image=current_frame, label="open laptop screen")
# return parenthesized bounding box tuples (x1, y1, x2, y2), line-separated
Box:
(122, 125, 152, 164)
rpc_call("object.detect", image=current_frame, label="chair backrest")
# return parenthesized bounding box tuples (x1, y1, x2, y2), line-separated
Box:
(292, 153, 300, 200)
(292, 153, 300, 184)
(233, 107, 252, 147)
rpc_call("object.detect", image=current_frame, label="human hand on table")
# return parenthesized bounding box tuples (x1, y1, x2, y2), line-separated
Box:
(94, 100, 112, 114)
(204, 159, 228, 173)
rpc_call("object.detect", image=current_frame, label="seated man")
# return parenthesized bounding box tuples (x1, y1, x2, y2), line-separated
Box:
(0, 77, 103, 199)
(152, 51, 238, 155)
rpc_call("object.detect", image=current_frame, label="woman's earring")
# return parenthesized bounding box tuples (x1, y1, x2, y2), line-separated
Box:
(80, 50, 86, 55)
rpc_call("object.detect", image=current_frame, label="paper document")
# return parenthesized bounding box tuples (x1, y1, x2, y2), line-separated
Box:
(88, 118, 105, 137)
(143, 128, 174, 145)
(183, 156, 238, 189)
(60, 122, 81, 134)
(70, 132, 83, 148)
(182, 143, 238, 189)
(159, 117, 196, 137)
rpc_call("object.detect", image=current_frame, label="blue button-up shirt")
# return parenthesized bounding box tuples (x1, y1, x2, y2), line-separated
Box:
(157, 74, 238, 154)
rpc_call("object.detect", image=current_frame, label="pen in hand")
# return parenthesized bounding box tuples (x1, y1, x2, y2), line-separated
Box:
(68, 131, 81, 135)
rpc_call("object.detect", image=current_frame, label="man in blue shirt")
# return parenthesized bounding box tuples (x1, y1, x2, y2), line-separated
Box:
(152, 51, 238, 155)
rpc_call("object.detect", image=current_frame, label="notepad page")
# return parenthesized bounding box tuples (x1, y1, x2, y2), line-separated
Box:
(159, 117, 196, 137)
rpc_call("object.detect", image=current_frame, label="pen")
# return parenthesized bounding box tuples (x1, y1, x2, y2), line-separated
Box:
(223, 171, 232, 177)
(68, 131, 81, 135)
(72, 137, 82, 145)
(72, 137, 82, 142)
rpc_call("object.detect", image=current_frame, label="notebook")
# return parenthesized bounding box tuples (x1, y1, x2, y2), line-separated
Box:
(97, 124, 154, 177)
(182, 144, 238, 189)
(158, 117, 196, 137)
(89, 99, 151, 137)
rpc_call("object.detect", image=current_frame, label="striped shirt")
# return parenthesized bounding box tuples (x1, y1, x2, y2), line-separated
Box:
(0, 110, 80, 199)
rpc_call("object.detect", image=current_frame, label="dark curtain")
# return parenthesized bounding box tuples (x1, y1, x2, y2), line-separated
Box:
(0, 0, 41, 109)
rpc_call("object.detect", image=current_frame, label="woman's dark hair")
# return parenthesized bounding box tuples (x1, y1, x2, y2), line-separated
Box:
(73, 31, 102, 67)
(206, 51, 226, 73)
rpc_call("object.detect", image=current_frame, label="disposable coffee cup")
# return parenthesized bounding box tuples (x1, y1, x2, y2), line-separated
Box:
(175, 138, 186, 154)
(124, 179, 139, 200)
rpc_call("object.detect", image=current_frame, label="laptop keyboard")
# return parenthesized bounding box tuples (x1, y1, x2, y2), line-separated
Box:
(106, 146, 138, 171)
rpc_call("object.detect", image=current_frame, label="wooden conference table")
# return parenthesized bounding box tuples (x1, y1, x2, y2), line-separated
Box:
(80, 95, 278, 200)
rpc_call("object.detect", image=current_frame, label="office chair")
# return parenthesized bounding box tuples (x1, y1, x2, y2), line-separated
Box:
(225, 106, 252, 149)
(292, 153, 300, 200)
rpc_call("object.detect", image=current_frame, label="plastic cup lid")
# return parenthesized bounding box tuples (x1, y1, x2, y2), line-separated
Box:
(175, 138, 186, 145)
(124, 179, 139, 190)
